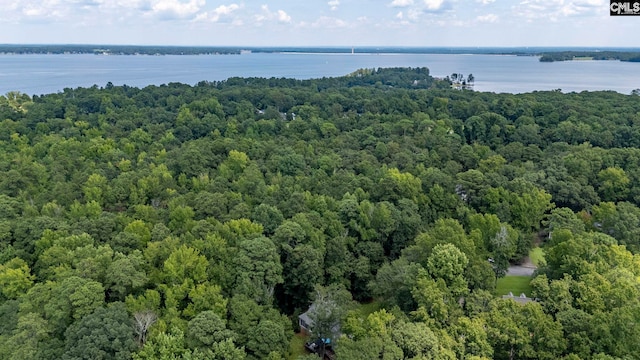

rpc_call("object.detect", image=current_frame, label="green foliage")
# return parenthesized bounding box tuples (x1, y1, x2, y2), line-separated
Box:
(528, 247, 546, 267)
(0, 258, 35, 300)
(482, 300, 566, 360)
(246, 320, 290, 359)
(287, 333, 308, 360)
(370, 257, 422, 312)
(62, 303, 136, 360)
(392, 321, 440, 358)
(426, 243, 469, 295)
(1, 312, 58, 360)
(280, 244, 323, 310)
(133, 329, 189, 360)
(163, 245, 208, 285)
(451, 317, 493, 359)
(186, 311, 235, 348)
(232, 236, 283, 304)
(335, 337, 403, 360)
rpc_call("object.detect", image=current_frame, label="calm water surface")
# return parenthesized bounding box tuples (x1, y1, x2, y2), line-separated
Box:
(0, 53, 638, 95)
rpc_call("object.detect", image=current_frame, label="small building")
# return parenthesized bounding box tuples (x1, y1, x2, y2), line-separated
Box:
(299, 304, 315, 335)
(298, 303, 341, 336)
(502, 292, 535, 304)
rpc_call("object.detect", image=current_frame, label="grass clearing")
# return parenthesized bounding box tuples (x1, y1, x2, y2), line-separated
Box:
(287, 332, 309, 360)
(355, 299, 383, 317)
(529, 247, 546, 267)
(496, 275, 533, 297)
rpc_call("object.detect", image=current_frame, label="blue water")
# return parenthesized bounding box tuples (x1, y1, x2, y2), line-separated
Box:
(0, 52, 638, 95)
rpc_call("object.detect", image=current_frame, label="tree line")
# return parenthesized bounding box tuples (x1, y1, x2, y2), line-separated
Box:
(0, 45, 243, 55)
(539, 51, 640, 62)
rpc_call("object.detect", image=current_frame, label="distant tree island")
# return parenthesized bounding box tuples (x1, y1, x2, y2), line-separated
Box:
(539, 51, 640, 62)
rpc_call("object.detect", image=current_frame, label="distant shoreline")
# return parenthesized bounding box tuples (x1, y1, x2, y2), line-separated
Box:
(539, 51, 640, 63)
(2, 44, 640, 57)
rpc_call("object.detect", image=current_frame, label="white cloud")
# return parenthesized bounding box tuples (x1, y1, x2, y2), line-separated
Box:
(391, 7, 420, 22)
(575, 0, 605, 6)
(423, 0, 444, 10)
(23, 6, 55, 18)
(309, 16, 348, 28)
(215, 4, 240, 17)
(1, 0, 21, 11)
(420, 0, 453, 14)
(195, 3, 241, 22)
(254, 5, 268, 22)
(407, 8, 421, 20)
(390, 0, 414, 7)
(0, 0, 618, 47)
(476, 13, 498, 22)
(514, 0, 605, 21)
(0, 0, 211, 22)
(2, 0, 68, 21)
(277, 9, 291, 22)
(255, 5, 291, 24)
(151, 0, 205, 20)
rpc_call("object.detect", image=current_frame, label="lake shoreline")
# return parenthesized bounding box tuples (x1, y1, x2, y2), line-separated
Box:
(2, 44, 640, 56)
(1, 52, 639, 95)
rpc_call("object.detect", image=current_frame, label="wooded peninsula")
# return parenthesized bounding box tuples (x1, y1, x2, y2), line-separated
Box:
(1, 68, 640, 359)
(539, 51, 640, 62)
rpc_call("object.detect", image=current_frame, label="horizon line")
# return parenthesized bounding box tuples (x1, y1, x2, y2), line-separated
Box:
(2, 44, 640, 49)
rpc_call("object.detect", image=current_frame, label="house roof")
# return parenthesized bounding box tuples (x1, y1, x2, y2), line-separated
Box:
(299, 304, 315, 327)
(501, 292, 535, 304)
(298, 303, 340, 334)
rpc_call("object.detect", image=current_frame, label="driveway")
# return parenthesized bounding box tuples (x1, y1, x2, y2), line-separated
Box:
(507, 256, 537, 276)
(507, 265, 536, 276)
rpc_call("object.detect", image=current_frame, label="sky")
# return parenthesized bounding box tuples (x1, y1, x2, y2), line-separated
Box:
(0, 0, 637, 47)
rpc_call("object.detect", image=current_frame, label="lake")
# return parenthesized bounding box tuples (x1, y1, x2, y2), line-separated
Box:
(1, 52, 639, 95)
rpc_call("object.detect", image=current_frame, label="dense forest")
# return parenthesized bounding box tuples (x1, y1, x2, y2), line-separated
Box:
(1, 67, 640, 359)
